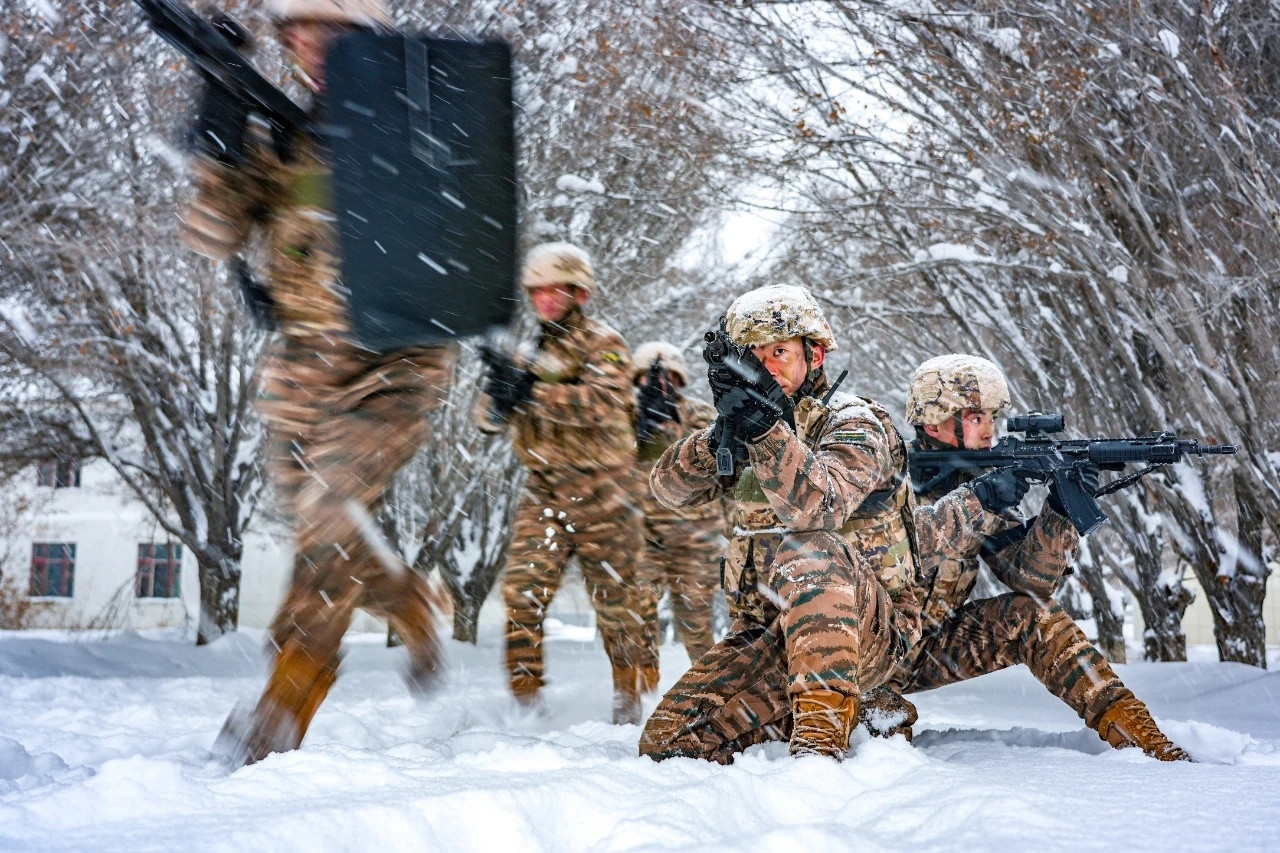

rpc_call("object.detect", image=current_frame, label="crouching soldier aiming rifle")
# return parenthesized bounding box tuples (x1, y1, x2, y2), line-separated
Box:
(631, 343, 725, 664)
(861, 355, 1225, 761)
(155, 0, 517, 765)
(475, 243, 658, 725)
(641, 285, 955, 761)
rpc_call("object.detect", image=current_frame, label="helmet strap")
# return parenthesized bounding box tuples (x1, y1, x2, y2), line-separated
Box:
(796, 338, 819, 399)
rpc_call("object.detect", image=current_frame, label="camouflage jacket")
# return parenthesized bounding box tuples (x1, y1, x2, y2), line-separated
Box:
(636, 392, 723, 525)
(650, 377, 926, 647)
(912, 460, 1080, 631)
(477, 309, 637, 473)
(180, 126, 350, 339)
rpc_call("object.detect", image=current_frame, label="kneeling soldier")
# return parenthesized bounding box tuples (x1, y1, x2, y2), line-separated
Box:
(640, 284, 927, 760)
(860, 355, 1190, 761)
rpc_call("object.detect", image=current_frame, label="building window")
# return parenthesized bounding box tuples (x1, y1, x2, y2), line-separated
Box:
(137, 543, 182, 599)
(36, 458, 81, 488)
(30, 543, 76, 597)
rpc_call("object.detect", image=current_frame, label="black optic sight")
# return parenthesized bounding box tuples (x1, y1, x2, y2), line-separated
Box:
(1006, 413, 1065, 435)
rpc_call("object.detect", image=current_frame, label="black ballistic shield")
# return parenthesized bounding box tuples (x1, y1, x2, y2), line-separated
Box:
(326, 34, 517, 350)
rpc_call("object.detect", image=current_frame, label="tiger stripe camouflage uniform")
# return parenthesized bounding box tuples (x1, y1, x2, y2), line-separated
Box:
(863, 476, 1178, 750)
(635, 390, 725, 663)
(182, 110, 455, 763)
(476, 307, 656, 721)
(860, 353, 1190, 762)
(637, 389, 993, 762)
(639, 371, 928, 761)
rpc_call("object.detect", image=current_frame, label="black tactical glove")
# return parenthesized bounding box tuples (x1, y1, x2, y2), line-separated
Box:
(479, 346, 535, 420)
(710, 349, 795, 441)
(190, 79, 249, 166)
(969, 468, 1031, 513)
(636, 370, 679, 442)
(1047, 461, 1101, 517)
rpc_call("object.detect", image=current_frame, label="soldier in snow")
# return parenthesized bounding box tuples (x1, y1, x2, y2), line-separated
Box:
(859, 355, 1191, 761)
(639, 284, 987, 760)
(630, 341, 726, 665)
(180, 0, 457, 765)
(476, 242, 658, 725)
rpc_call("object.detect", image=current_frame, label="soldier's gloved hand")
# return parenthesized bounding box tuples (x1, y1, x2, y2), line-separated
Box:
(969, 468, 1031, 513)
(190, 80, 249, 166)
(1047, 461, 1101, 516)
(714, 350, 795, 440)
(480, 346, 535, 419)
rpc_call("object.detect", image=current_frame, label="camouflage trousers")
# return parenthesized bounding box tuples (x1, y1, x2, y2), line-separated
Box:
(636, 515, 724, 662)
(258, 333, 457, 673)
(864, 591, 1133, 734)
(502, 468, 656, 695)
(639, 530, 901, 762)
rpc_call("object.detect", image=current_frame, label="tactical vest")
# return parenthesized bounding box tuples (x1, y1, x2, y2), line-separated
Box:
(723, 393, 920, 629)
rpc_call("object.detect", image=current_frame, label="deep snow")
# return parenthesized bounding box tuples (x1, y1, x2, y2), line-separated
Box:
(2, 607, 1278, 853)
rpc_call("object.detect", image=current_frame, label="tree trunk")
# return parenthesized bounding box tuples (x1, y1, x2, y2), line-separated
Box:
(1076, 554, 1127, 664)
(196, 552, 241, 646)
(1137, 579, 1192, 662)
(1166, 479, 1269, 668)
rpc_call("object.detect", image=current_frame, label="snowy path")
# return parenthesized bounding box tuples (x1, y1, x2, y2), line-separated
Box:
(1, 621, 1278, 852)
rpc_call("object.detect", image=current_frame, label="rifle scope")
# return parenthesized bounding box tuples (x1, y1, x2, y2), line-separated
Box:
(1006, 413, 1064, 435)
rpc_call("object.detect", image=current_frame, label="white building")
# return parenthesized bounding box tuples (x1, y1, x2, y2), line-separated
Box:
(1, 456, 377, 634)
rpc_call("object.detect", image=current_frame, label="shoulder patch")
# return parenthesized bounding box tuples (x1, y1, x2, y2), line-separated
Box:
(830, 429, 869, 443)
(602, 351, 623, 364)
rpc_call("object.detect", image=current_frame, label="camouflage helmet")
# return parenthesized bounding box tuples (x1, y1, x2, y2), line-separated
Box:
(270, 0, 391, 27)
(632, 341, 689, 385)
(724, 284, 837, 352)
(522, 242, 596, 295)
(905, 354, 1011, 425)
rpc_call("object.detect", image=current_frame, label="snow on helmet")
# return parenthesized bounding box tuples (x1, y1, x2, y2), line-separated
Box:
(724, 284, 837, 352)
(905, 354, 1011, 425)
(632, 341, 689, 385)
(270, 0, 391, 27)
(521, 242, 596, 294)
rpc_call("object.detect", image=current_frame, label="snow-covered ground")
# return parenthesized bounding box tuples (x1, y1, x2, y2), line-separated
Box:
(2, 608, 1278, 852)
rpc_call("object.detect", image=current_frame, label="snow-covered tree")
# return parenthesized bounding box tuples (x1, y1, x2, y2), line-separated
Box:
(0, 3, 268, 643)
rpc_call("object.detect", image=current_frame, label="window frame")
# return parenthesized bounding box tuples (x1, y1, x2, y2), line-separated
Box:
(136, 542, 183, 599)
(36, 458, 81, 489)
(29, 542, 76, 598)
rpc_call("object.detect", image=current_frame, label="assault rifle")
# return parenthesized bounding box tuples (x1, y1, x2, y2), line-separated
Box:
(908, 412, 1237, 536)
(702, 317, 792, 477)
(135, 0, 314, 149)
(636, 358, 680, 444)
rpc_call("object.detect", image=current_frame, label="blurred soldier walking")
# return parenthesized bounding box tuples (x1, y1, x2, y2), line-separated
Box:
(631, 341, 725, 664)
(180, 0, 456, 765)
(476, 242, 657, 724)
(639, 285, 931, 760)
(860, 355, 1191, 761)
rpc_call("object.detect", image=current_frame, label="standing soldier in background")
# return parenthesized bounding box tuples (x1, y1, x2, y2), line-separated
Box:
(631, 341, 725, 665)
(861, 355, 1191, 761)
(181, 0, 457, 766)
(476, 242, 657, 725)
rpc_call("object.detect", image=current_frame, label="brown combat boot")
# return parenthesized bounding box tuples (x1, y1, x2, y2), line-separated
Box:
(612, 666, 656, 725)
(215, 641, 340, 767)
(1093, 697, 1192, 762)
(789, 689, 859, 758)
(859, 687, 918, 742)
(510, 673, 545, 707)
